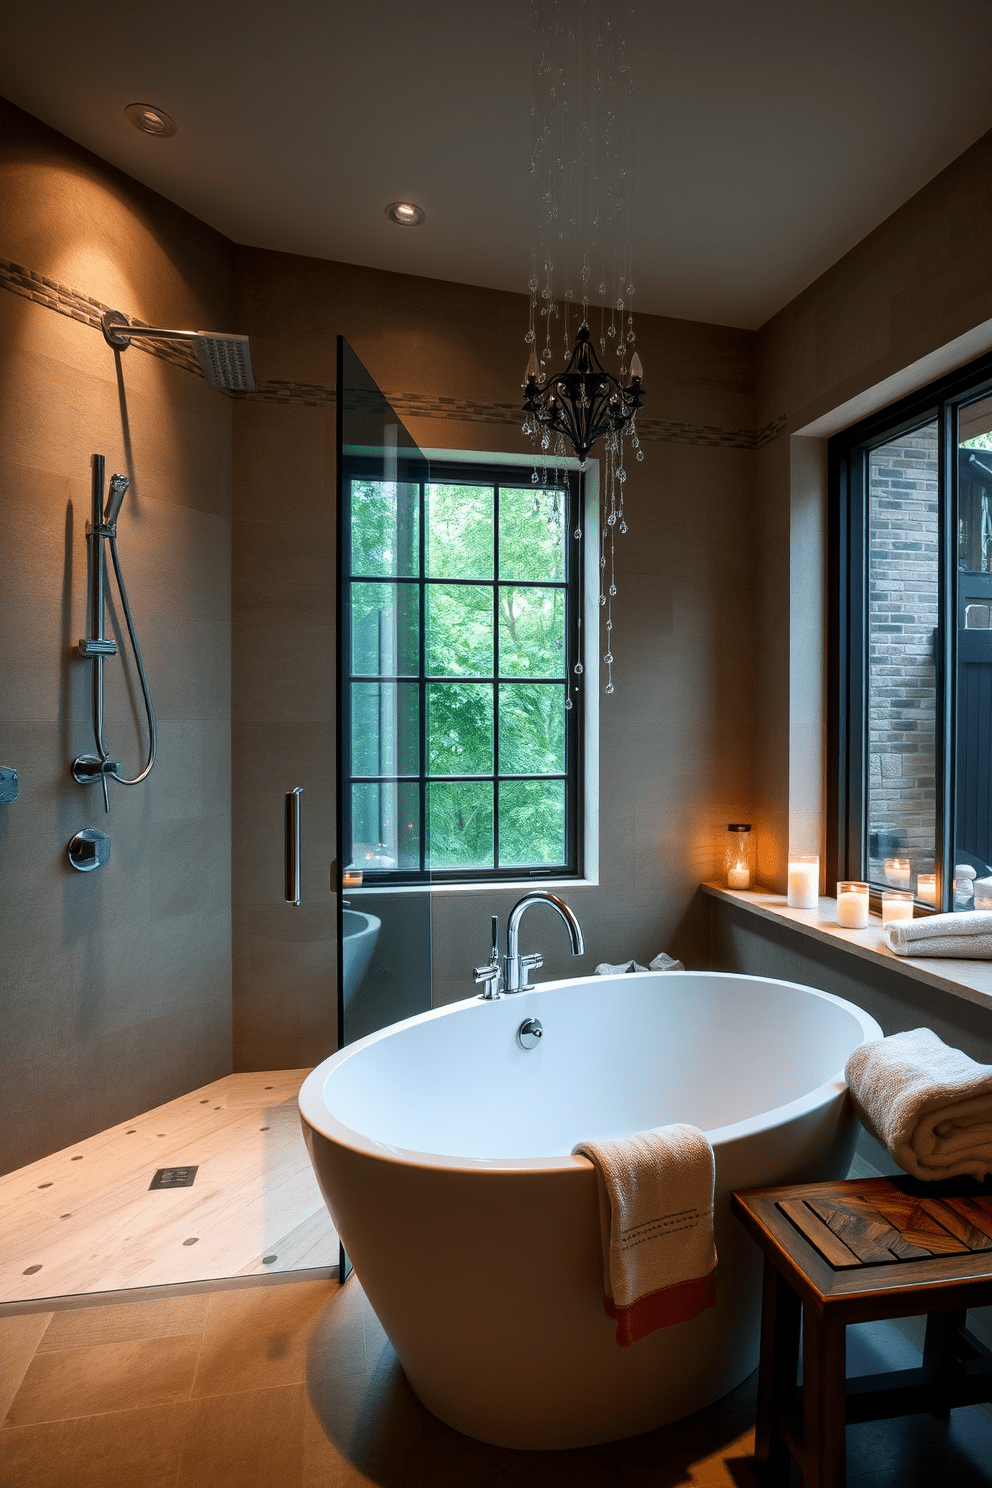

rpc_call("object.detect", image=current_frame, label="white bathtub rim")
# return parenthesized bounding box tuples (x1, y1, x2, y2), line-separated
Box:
(298, 969, 883, 1176)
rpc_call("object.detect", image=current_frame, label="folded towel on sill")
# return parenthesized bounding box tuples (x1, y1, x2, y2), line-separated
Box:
(886, 910, 992, 959)
(844, 1027, 992, 1181)
(594, 953, 685, 975)
(572, 1123, 717, 1346)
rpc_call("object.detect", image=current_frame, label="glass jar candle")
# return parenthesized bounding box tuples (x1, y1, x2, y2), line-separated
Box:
(725, 823, 754, 889)
(881, 889, 914, 924)
(916, 872, 937, 906)
(836, 881, 870, 929)
(787, 854, 819, 909)
(884, 857, 912, 889)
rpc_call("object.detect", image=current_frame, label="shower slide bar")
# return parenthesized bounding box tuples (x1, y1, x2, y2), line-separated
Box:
(73, 454, 157, 813)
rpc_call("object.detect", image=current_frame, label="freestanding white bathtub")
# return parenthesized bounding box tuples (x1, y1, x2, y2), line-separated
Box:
(299, 971, 882, 1450)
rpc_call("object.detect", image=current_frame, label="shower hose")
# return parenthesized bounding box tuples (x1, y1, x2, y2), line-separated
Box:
(91, 531, 157, 812)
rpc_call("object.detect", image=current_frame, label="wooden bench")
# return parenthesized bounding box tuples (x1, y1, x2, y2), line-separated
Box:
(731, 1174, 992, 1487)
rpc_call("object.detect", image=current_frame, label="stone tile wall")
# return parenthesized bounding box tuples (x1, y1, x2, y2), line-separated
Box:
(0, 99, 234, 1173)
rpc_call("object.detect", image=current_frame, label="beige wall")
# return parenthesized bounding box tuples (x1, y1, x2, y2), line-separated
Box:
(0, 100, 234, 1172)
(230, 250, 758, 1061)
(753, 129, 992, 889)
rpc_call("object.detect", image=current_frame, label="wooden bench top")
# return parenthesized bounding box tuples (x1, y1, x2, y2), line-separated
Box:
(732, 1175, 992, 1320)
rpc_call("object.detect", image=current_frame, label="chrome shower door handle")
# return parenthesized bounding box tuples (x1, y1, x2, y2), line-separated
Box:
(285, 787, 303, 906)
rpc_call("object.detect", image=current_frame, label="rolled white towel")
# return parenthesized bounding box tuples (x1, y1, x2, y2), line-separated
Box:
(885, 910, 992, 958)
(572, 1123, 717, 1346)
(844, 1027, 992, 1180)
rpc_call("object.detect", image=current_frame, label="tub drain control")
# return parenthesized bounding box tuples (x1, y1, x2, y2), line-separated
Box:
(517, 1017, 543, 1050)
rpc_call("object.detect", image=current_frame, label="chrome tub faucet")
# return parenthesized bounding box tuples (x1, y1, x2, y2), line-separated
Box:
(475, 893, 585, 999)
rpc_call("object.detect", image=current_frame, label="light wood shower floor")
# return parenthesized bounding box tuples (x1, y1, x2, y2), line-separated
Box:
(0, 1070, 338, 1303)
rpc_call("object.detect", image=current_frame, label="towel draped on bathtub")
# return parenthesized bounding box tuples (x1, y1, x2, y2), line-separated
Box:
(572, 1123, 717, 1347)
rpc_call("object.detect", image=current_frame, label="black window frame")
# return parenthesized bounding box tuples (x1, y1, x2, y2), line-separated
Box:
(340, 456, 585, 885)
(829, 347, 992, 912)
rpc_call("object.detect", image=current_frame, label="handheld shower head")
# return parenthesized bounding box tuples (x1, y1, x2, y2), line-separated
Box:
(104, 473, 129, 526)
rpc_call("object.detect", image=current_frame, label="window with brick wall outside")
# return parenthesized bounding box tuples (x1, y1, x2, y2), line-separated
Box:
(830, 355, 992, 915)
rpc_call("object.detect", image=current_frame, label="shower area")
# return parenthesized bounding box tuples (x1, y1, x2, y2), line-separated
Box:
(0, 228, 431, 1304)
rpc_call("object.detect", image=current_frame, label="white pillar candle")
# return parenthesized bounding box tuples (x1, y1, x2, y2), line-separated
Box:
(836, 882, 869, 929)
(881, 890, 914, 924)
(916, 873, 937, 905)
(787, 855, 819, 909)
(727, 866, 750, 889)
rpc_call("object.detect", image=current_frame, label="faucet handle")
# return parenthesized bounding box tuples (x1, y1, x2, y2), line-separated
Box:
(474, 961, 503, 1000)
(518, 951, 544, 991)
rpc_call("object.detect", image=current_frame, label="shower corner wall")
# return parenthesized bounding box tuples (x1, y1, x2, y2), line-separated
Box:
(0, 97, 234, 1173)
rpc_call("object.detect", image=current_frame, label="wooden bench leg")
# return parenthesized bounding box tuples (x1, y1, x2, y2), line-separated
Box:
(923, 1308, 966, 1419)
(802, 1309, 846, 1488)
(754, 1262, 801, 1486)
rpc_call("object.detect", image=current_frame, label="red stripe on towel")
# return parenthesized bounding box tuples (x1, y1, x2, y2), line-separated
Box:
(605, 1268, 717, 1347)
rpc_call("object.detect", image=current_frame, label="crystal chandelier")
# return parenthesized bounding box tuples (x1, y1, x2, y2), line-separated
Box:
(521, 0, 643, 697)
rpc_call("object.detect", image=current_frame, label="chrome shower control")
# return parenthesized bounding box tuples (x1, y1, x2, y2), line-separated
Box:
(67, 828, 111, 872)
(517, 1017, 543, 1050)
(72, 756, 122, 784)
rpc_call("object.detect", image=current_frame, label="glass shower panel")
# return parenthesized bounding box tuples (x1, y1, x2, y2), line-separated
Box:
(337, 338, 432, 1055)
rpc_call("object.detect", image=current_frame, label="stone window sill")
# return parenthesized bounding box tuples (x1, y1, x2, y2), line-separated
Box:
(702, 883, 992, 1012)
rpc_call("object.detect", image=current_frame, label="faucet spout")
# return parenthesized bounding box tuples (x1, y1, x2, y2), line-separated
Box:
(505, 891, 584, 992)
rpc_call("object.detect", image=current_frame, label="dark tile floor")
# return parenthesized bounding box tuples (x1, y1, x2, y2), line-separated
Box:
(1, 1277, 991, 1487)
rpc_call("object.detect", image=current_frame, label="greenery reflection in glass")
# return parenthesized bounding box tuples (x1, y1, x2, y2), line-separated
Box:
(500, 780, 565, 866)
(499, 486, 566, 582)
(351, 682, 418, 777)
(428, 683, 493, 775)
(351, 782, 420, 871)
(427, 585, 493, 676)
(351, 582, 419, 676)
(427, 485, 494, 579)
(499, 684, 565, 774)
(428, 782, 493, 868)
(499, 588, 565, 677)
(351, 480, 419, 577)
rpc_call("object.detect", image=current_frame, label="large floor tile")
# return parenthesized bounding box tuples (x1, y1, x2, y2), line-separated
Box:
(178, 1382, 306, 1488)
(3, 1332, 201, 1426)
(192, 1278, 338, 1398)
(0, 1312, 52, 1423)
(37, 1292, 209, 1352)
(0, 1401, 189, 1488)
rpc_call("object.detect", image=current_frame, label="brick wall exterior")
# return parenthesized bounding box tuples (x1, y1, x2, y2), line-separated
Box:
(867, 425, 939, 880)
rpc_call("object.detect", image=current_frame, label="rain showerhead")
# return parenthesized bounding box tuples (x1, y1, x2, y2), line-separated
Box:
(101, 310, 255, 392)
(104, 472, 129, 526)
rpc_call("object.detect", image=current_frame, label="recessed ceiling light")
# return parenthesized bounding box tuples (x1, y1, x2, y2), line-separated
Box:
(385, 201, 426, 227)
(124, 103, 177, 138)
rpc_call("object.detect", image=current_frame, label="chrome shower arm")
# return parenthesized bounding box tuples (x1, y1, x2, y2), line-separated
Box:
(105, 324, 202, 342)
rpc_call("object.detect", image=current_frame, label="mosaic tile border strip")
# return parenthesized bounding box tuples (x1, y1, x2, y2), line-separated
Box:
(248, 383, 772, 449)
(0, 255, 786, 448)
(0, 256, 202, 377)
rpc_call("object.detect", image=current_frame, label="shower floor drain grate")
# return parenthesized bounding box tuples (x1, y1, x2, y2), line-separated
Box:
(149, 1166, 198, 1190)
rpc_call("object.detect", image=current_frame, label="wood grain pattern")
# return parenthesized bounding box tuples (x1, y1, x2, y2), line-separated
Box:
(0, 1070, 337, 1302)
(778, 1199, 864, 1268)
(805, 1194, 913, 1265)
(854, 1187, 971, 1256)
(943, 1196, 992, 1243)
